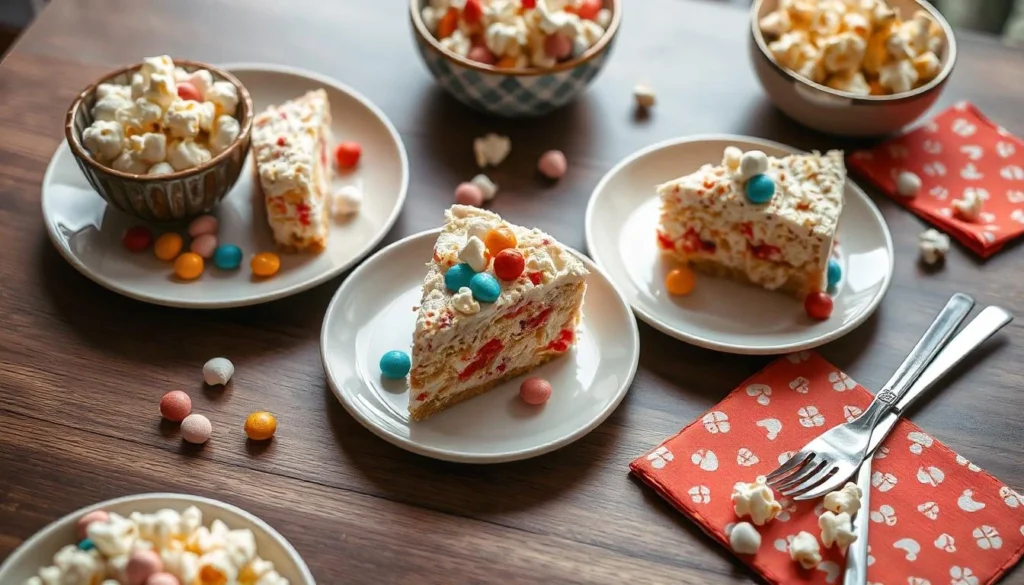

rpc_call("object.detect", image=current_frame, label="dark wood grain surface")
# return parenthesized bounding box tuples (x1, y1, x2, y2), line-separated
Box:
(1, 0, 1024, 583)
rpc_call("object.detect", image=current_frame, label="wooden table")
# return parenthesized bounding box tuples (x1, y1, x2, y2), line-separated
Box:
(2, 0, 1024, 583)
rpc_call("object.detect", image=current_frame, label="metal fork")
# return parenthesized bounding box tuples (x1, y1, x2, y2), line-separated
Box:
(767, 293, 975, 499)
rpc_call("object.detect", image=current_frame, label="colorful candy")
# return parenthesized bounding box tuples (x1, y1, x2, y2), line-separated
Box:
(468, 46, 496, 65)
(444, 263, 476, 292)
(75, 510, 109, 540)
(173, 252, 204, 280)
(176, 82, 201, 102)
(251, 252, 281, 277)
(544, 34, 573, 59)
(334, 141, 362, 169)
(154, 233, 183, 261)
(827, 258, 842, 289)
(159, 391, 192, 422)
(244, 411, 278, 441)
(493, 248, 525, 281)
(520, 377, 552, 405)
(462, 0, 482, 23)
(145, 574, 181, 585)
(202, 357, 234, 386)
(437, 7, 459, 38)
(745, 174, 775, 204)
(212, 244, 242, 270)
(78, 538, 95, 551)
(574, 0, 602, 20)
(804, 292, 834, 321)
(484, 226, 517, 255)
(190, 234, 217, 259)
(123, 226, 153, 252)
(180, 414, 212, 444)
(496, 55, 519, 69)
(187, 214, 218, 237)
(469, 272, 500, 303)
(665, 266, 696, 296)
(538, 150, 568, 180)
(126, 549, 163, 585)
(380, 350, 411, 379)
(454, 182, 484, 207)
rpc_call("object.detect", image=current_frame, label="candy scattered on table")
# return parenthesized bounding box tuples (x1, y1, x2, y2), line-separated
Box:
(484, 226, 517, 255)
(493, 248, 525, 281)
(664, 266, 696, 296)
(122, 226, 153, 252)
(804, 291, 834, 321)
(180, 413, 212, 444)
(537, 150, 568, 180)
(470, 173, 498, 201)
(154, 233, 183, 261)
(244, 411, 278, 441)
(633, 84, 656, 109)
(212, 244, 242, 270)
(952, 188, 983, 221)
(159, 390, 192, 422)
(75, 510, 109, 540)
(173, 252, 204, 280)
(251, 252, 281, 277)
(189, 234, 217, 259)
(468, 45, 496, 65)
(919, 228, 950, 265)
(445, 262, 476, 292)
(454, 182, 485, 207)
(826, 258, 841, 289)
(896, 170, 922, 197)
(380, 350, 411, 379)
(187, 214, 218, 237)
(202, 357, 234, 386)
(469, 272, 501, 303)
(474, 133, 511, 168)
(126, 548, 164, 584)
(145, 573, 181, 585)
(332, 185, 363, 216)
(520, 377, 553, 405)
(728, 522, 761, 555)
(335, 141, 362, 169)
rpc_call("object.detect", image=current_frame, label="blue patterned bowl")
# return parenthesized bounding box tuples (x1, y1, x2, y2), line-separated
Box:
(410, 0, 621, 118)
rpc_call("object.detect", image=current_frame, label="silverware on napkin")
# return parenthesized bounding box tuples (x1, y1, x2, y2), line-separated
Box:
(843, 458, 873, 585)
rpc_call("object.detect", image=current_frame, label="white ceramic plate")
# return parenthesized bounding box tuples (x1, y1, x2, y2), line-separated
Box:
(320, 229, 640, 463)
(42, 63, 408, 308)
(0, 493, 315, 584)
(585, 135, 893, 355)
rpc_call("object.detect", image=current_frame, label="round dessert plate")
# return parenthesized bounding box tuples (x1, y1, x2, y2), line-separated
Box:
(42, 63, 408, 308)
(0, 492, 315, 584)
(585, 135, 894, 355)
(320, 229, 640, 463)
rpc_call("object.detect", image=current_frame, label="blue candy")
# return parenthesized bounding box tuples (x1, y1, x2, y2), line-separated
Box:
(213, 244, 243, 270)
(745, 174, 775, 204)
(444, 263, 476, 292)
(469, 272, 501, 303)
(78, 538, 95, 551)
(827, 258, 842, 288)
(379, 350, 411, 379)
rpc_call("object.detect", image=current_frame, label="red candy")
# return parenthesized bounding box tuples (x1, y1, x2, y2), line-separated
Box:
(522, 0, 536, 7)
(468, 46, 496, 65)
(576, 0, 602, 20)
(76, 510, 109, 540)
(493, 248, 525, 281)
(804, 292, 834, 321)
(544, 34, 573, 60)
(335, 142, 362, 169)
(123, 226, 153, 252)
(462, 0, 482, 24)
(520, 377, 553, 405)
(176, 82, 201, 102)
(159, 391, 192, 423)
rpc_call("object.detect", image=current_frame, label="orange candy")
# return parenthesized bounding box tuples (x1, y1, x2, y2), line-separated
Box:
(665, 266, 696, 296)
(496, 56, 519, 69)
(154, 233, 183, 261)
(437, 8, 459, 38)
(244, 411, 278, 441)
(251, 252, 281, 277)
(174, 253, 204, 280)
(484, 227, 518, 256)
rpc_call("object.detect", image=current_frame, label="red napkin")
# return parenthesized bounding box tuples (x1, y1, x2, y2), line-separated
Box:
(630, 352, 1024, 585)
(847, 101, 1024, 257)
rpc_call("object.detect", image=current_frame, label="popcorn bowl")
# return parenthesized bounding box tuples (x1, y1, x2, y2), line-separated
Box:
(64, 60, 254, 222)
(749, 0, 957, 137)
(0, 492, 316, 584)
(410, 0, 621, 118)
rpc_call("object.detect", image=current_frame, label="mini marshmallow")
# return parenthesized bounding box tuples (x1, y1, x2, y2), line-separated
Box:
(729, 522, 761, 554)
(451, 286, 481, 315)
(633, 84, 656, 109)
(739, 151, 769, 182)
(129, 132, 167, 164)
(459, 236, 489, 272)
(790, 531, 822, 569)
(202, 357, 234, 386)
(471, 174, 498, 201)
(723, 147, 743, 171)
(82, 120, 125, 163)
(823, 481, 863, 516)
(896, 171, 922, 197)
(953, 189, 983, 222)
(731, 477, 782, 526)
(332, 185, 363, 216)
(474, 133, 512, 168)
(919, 229, 950, 265)
(878, 59, 918, 94)
(819, 511, 857, 550)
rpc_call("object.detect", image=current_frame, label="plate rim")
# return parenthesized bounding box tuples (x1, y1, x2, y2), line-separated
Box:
(584, 133, 894, 355)
(41, 62, 410, 309)
(319, 228, 641, 464)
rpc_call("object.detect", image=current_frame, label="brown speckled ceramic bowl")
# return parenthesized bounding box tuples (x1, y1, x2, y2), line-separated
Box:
(65, 60, 254, 222)
(749, 0, 956, 137)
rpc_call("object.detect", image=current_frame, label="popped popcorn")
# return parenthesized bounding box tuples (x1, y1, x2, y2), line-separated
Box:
(425, 0, 613, 68)
(789, 530, 822, 569)
(470, 173, 498, 201)
(79, 55, 243, 175)
(474, 133, 511, 167)
(731, 477, 782, 526)
(728, 521, 761, 554)
(759, 0, 945, 95)
(818, 511, 857, 550)
(452, 286, 482, 314)
(823, 481, 863, 515)
(919, 228, 950, 265)
(953, 189, 984, 221)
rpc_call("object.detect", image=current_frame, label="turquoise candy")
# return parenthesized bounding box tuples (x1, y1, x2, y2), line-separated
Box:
(78, 538, 95, 551)
(827, 258, 842, 288)
(213, 244, 243, 270)
(745, 174, 775, 204)
(444, 263, 476, 292)
(379, 351, 411, 379)
(469, 272, 501, 303)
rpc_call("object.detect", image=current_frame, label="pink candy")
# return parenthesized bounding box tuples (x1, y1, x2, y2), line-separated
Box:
(75, 510, 109, 540)
(520, 377, 553, 405)
(544, 34, 573, 59)
(454, 182, 484, 207)
(190, 234, 218, 259)
(180, 413, 212, 444)
(468, 46, 496, 65)
(159, 391, 192, 423)
(146, 574, 181, 585)
(126, 549, 163, 585)
(187, 215, 218, 238)
(538, 150, 567, 180)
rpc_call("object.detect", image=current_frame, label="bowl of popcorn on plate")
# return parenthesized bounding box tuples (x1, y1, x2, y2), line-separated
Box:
(65, 56, 254, 221)
(0, 493, 315, 585)
(411, 0, 621, 117)
(749, 0, 956, 136)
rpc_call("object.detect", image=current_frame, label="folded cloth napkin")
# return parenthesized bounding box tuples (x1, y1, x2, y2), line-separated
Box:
(630, 352, 1024, 585)
(847, 101, 1024, 258)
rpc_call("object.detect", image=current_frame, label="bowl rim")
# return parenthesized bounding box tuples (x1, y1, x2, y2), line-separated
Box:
(749, 0, 957, 104)
(0, 492, 316, 584)
(409, 0, 621, 77)
(64, 59, 255, 181)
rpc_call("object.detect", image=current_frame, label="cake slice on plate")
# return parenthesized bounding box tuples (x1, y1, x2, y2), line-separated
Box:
(251, 89, 332, 252)
(656, 147, 845, 297)
(409, 205, 589, 421)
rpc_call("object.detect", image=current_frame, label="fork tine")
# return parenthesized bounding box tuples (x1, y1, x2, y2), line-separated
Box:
(772, 458, 827, 492)
(781, 463, 837, 498)
(766, 452, 813, 484)
(792, 470, 850, 501)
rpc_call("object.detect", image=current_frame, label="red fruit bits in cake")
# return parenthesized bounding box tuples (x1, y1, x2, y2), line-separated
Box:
(159, 391, 191, 422)
(520, 377, 553, 405)
(335, 141, 362, 169)
(493, 248, 525, 280)
(804, 292, 833, 321)
(123, 226, 153, 252)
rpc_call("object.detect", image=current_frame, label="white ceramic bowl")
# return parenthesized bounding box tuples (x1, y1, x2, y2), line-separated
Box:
(749, 0, 957, 137)
(0, 493, 315, 584)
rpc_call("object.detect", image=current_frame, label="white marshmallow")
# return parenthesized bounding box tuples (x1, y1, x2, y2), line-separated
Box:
(790, 531, 822, 569)
(474, 133, 512, 167)
(332, 185, 363, 216)
(452, 287, 481, 315)
(208, 114, 240, 154)
(739, 150, 770, 182)
(129, 132, 167, 164)
(731, 477, 782, 526)
(823, 481, 862, 515)
(82, 120, 125, 163)
(896, 171, 922, 197)
(459, 236, 489, 272)
(470, 174, 498, 201)
(819, 511, 857, 550)
(202, 357, 234, 386)
(919, 229, 950, 265)
(166, 140, 212, 171)
(729, 522, 761, 554)
(723, 146, 743, 171)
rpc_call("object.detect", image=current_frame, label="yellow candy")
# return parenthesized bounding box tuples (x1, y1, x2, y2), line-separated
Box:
(154, 233, 183, 261)
(244, 411, 277, 441)
(251, 252, 280, 277)
(665, 266, 696, 296)
(174, 252, 204, 280)
(484, 227, 517, 256)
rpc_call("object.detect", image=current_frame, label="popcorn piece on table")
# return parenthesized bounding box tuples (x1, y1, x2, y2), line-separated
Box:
(818, 510, 857, 550)
(633, 83, 655, 109)
(789, 531, 822, 569)
(953, 188, 984, 222)
(731, 477, 782, 526)
(470, 173, 498, 201)
(728, 521, 761, 555)
(474, 133, 511, 168)
(919, 228, 950, 265)
(822, 480, 862, 516)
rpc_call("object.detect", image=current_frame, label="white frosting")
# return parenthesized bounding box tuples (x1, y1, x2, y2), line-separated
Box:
(790, 531, 822, 569)
(919, 229, 950, 265)
(731, 477, 782, 526)
(82, 120, 124, 163)
(819, 511, 857, 549)
(473, 133, 511, 168)
(729, 522, 761, 554)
